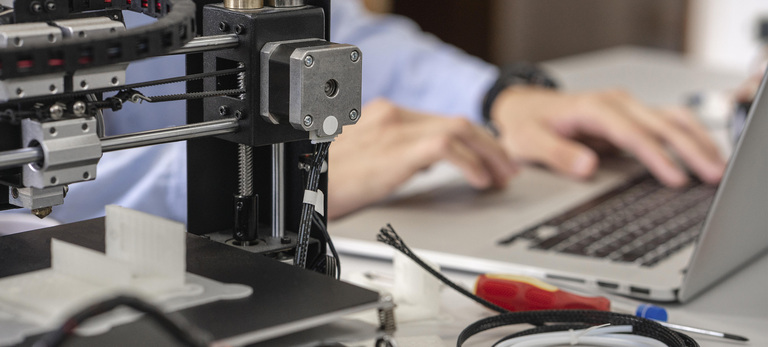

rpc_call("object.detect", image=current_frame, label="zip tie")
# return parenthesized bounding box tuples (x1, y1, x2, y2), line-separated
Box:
(302, 189, 325, 216)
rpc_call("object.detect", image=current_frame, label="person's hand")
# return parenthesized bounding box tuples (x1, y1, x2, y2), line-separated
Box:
(328, 99, 518, 219)
(490, 86, 726, 187)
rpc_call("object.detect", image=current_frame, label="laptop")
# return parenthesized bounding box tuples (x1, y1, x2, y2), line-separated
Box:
(329, 53, 768, 303)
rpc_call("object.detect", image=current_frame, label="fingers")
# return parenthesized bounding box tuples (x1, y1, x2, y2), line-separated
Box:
(601, 92, 725, 184)
(406, 116, 518, 189)
(573, 97, 690, 187)
(502, 122, 599, 179)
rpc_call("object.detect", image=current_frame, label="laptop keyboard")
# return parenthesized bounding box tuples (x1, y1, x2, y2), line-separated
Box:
(500, 174, 717, 267)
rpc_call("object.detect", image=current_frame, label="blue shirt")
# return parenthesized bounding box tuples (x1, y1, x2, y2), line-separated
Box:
(47, 0, 499, 223)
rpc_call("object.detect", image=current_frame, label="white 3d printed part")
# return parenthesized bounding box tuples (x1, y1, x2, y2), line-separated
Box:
(0, 205, 252, 345)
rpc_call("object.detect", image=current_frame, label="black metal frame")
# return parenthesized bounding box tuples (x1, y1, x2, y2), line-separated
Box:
(186, 0, 331, 272)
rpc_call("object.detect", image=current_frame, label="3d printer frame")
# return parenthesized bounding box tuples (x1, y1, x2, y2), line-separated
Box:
(0, 0, 392, 344)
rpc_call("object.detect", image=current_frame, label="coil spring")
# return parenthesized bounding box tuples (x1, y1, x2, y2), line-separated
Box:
(377, 296, 396, 335)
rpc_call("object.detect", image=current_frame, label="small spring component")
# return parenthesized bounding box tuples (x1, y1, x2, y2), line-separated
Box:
(238, 144, 253, 196)
(377, 295, 397, 336)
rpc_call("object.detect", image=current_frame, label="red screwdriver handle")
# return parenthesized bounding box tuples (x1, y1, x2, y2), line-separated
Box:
(474, 274, 611, 312)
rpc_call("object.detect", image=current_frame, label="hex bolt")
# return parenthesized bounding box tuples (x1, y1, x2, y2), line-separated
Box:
(304, 55, 314, 67)
(350, 50, 360, 62)
(218, 22, 229, 32)
(281, 236, 291, 244)
(303, 115, 313, 127)
(219, 105, 229, 116)
(234, 24, 245, 35)
(72, 101, 86, 116)
(349, 109, 359, 121)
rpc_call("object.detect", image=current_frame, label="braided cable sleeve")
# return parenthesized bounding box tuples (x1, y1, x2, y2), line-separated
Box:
(377, 224, 509, 314)
(457, 310, 698, 347)
(294, 142, 330, 268)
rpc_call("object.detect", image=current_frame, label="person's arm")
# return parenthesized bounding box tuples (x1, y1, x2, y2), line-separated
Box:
(331, 0, 725, 188)
(331, 0, 498, 124)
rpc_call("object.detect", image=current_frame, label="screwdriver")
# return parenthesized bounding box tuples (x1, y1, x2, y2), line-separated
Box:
(474, 273, 748, 342)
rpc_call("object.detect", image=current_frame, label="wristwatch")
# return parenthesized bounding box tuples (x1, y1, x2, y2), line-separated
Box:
(481, 63, 558, 124)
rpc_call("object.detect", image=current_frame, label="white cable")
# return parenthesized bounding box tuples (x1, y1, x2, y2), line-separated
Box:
(496, 325, 631, 347)
(496, 325, 668, 347)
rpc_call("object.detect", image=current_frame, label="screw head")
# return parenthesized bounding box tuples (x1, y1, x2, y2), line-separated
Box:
(218, 22, 229, 32)
(234, 24, 245, 35)
(44, 1, 56, 11)
(349, 109, 359, 121)
(219, 105, 229, 116)
(72, 101, 86, 116)
(29, 1, 42, 13)
(350, 50, 360, 62)
(49, 104, 64, 120)
(303, 55, 314, 67)
(11, 188, 18, 199)
(281, 236, 291, 244)
(303, 115, 313, 127)
(234, 110, 244, 119)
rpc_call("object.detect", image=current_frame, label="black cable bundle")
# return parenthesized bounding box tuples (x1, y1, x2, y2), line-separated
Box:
(313, 211, 341, 279)
(376, 224, 699, 347)
(294, 142, 331, 269)
(34, 295, 209, 347)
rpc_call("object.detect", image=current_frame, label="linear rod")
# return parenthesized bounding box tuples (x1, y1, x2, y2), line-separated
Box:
(167, 34, 240, 55)
(0, 119, 239, 170)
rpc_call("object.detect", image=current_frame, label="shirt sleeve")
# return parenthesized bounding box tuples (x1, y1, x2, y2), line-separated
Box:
(331, 0, 499, 123)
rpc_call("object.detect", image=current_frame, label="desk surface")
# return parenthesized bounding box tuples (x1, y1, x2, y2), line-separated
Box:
(331, 47, 766, 346)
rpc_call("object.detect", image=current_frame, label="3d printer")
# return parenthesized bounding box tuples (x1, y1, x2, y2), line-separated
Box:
(0, 0, 392, 344)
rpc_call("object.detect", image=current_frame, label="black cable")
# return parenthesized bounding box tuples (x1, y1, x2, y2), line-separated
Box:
(376, 224, 699, 347)
(377, 224, 508, 313)
(313, 212, 341, 279)
(294, 142, 331, 268)
(458, 310, 698, 347)
(33, 294, 210, 347)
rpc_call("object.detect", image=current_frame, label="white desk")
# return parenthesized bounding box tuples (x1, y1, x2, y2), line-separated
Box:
(331, 47, 766, 346)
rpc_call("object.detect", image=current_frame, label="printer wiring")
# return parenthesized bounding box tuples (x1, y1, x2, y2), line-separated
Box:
(376, 224, 699, 347)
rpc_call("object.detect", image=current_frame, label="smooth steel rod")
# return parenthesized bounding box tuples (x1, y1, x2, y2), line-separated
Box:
(167, 34, 240, 55)
(271, 143, 285, 239)
(101, 119, 239, 152)
(0, 147, 43, 170)
(0, 119, 239, 170)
